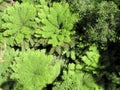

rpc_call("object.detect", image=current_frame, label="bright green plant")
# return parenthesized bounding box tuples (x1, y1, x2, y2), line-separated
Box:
(0, 0, 120, 89)
(53, 63, 104, 90)
(1, 2, 36, 46)
(11, 49, 63, 90)
(35, 2, 78, 46)
(49, 37, 76, 61)
(0, 48, 19, 86)
(0, 0, 3, 3)
(81, 44, 101, 73)
(0, 2, 6, 44)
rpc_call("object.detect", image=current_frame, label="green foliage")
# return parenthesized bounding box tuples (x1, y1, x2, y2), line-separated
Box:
(67, 0, 95, 14)
(11, 49, 62, 90)
(85, 1, 118, 44)
(0, 17, 3, 30)
(0, 0, 120, 89)
(21, 0, 46, 4)
(112, 0, 120, 7)
(0, 48, 19, 85)
(20, 0, 50, 4)
(0, 0, 3, 3)
(35, 2, 78, 46)
(53, 63, 104, 90)
(95, 0, 120, 8)
(1, 2, 36, 46)
(49, 37, 76, 61)
(0, 61, 8, 85)
(21, 0, 38, 3)
(68, 0, 119, 46)
(81, 45, 100, 72)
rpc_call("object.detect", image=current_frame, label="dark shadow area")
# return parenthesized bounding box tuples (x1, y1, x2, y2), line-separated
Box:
(96, 41, 120, 89)
(1, 80, 15, 90)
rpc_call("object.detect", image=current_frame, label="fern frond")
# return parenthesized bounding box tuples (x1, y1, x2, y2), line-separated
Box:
(2, 2, 36, 46)
(81, 44, 100, 72)
(35, 2, 78, 46)
(11, 49, 62, 90)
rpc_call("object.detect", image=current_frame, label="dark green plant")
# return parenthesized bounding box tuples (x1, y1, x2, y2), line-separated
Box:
(68, 0, 119, 46)
(95, 0, 120, 8)
(85, 1, 119, 44)
(67, 0, 95, 14)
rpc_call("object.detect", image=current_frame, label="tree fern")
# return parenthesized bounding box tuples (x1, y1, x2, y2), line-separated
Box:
(11, 49, 62, 90)
(81, 44, 100, 72)
(35, 2, 78, 46)
(1, 2, 36, 46)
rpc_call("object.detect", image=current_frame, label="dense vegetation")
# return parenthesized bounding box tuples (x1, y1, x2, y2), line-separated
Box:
(0, 0, 120, 90)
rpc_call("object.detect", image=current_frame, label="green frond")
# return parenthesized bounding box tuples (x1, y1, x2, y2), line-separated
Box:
(1, 2, 36, 46)
(53, 63, 104, 90)
(11, 49, 62, 90)
(0, 48, 19, 85)
(35, 2, 78, 46)
(81, 45, 100, 71)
